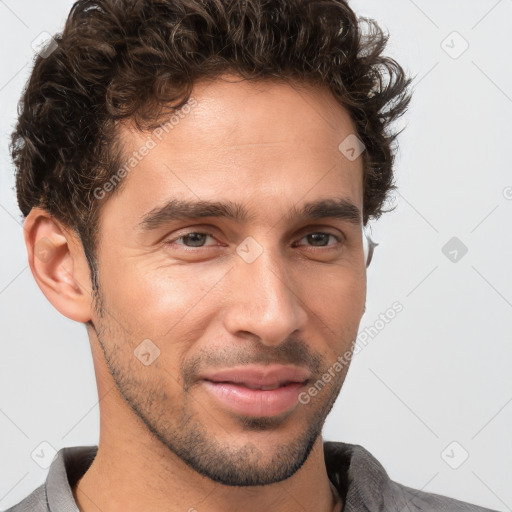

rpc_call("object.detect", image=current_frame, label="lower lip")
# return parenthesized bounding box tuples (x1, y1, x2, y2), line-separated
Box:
(202, 380, 305, 417)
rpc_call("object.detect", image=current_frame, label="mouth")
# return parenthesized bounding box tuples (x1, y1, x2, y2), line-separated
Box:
(205, 380, 299, 391)
(201, 380, 307, 417)
(199, 365, 310, 417)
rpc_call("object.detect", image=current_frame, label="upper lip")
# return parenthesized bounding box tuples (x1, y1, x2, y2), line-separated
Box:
(201, 364, 310, 390)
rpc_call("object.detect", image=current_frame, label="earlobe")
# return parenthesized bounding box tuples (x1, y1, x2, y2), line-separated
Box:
(23, 208, 93, 323)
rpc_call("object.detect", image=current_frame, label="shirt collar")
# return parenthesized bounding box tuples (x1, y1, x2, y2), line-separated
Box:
(46, 446, 97, 512)
(324, 441, 394, 511)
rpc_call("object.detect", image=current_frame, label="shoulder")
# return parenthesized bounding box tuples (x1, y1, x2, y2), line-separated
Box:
(2, 484, 48, 512)
(2, 445, 96, 512)
(390, 480, 499, 511)
(324, 441, 499, 512)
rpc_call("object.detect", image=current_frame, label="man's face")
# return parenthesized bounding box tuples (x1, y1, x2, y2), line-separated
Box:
(90, 76, 366, 486)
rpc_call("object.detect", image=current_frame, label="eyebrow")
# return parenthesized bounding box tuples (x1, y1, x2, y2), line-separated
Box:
(138, 197, 361, 231)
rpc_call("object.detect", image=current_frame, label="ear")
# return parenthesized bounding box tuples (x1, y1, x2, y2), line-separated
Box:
(23, 207, 93, 323)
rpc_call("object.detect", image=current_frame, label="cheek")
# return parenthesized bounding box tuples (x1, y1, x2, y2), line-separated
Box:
(299, 258, 365, 301)
(294, 264, 366, 341)
(99, 257, 227, 342)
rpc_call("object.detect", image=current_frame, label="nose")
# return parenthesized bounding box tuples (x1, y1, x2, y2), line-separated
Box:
(222, 246, 308, 347)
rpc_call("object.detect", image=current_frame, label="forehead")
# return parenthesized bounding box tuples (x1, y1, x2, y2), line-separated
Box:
(102, 75, 363, 231)
(161, 75, 360, 164)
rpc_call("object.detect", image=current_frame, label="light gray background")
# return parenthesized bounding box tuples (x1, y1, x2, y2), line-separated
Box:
(1, 0, 511, 510)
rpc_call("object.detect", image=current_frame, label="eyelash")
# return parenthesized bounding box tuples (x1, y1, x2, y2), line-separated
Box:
(165, 230, 343, 250)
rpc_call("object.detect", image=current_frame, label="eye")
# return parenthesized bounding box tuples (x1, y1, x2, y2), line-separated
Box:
(170, 232, 217, 248)
(294, 232, 341, 248)
(164, 229, 343, 253)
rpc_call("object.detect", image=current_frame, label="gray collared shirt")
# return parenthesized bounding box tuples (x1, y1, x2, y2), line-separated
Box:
(4, 442, 498, 511)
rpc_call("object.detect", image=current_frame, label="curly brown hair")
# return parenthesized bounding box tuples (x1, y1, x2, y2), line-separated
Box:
(11, 0, 411, 290)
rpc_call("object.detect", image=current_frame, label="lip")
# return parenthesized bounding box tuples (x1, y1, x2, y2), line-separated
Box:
(202, 381, 306, 417)
(201, 364, 310, 389)
(200, 364, 310, 417)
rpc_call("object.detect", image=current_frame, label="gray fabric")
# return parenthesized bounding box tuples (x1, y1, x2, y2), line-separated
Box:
(4, 442, 498, 511)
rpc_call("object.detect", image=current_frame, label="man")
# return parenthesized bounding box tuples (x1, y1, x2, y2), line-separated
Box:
(5, 0, 498, 510)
